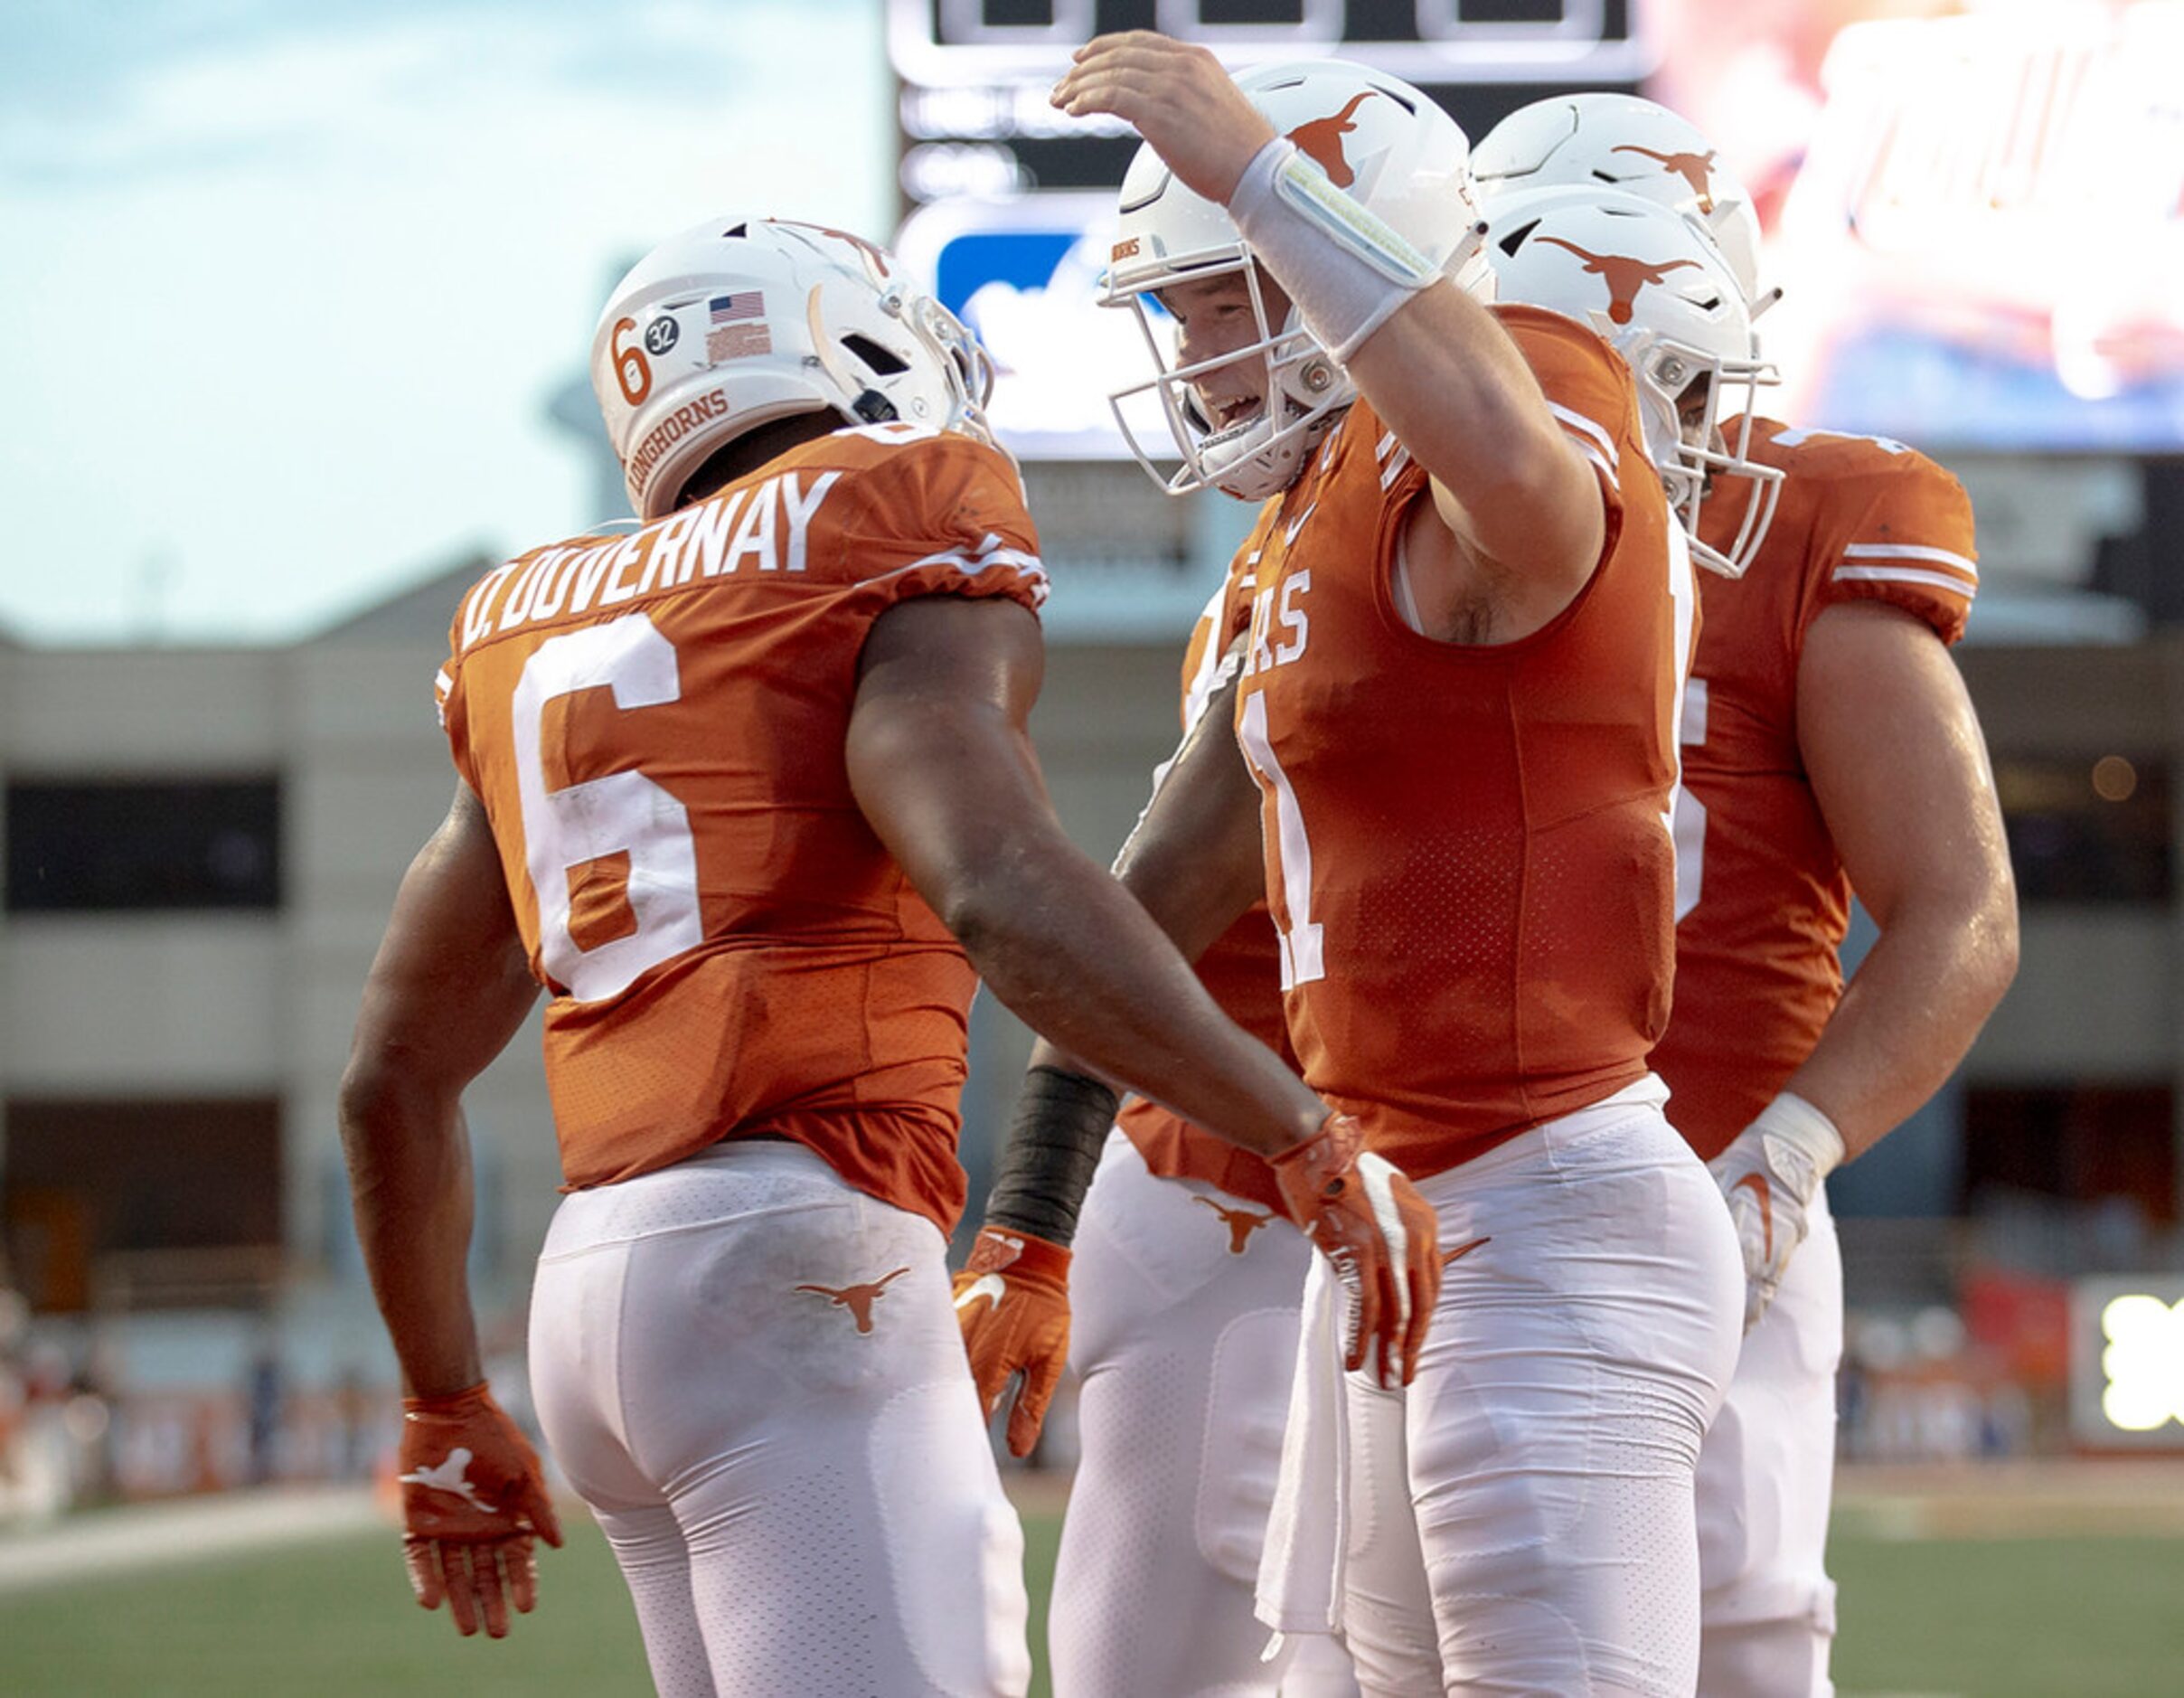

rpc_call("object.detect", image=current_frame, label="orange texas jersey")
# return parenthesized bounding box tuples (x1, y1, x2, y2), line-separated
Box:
(1234, 305, 1697, 1182)
(1652, 420, 1977, 1160)
(1116, 514, 1299, 1218)
(435, 421, 1048, 1233)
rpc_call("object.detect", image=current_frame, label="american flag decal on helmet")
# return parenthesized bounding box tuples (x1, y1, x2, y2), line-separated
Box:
(707, 292, 771, 362)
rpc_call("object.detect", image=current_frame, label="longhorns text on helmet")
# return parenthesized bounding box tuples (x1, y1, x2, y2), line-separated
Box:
(589, 216, 1001, 523)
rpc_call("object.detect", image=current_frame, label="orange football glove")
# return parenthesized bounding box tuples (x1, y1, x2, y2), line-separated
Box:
(1270, 1113, 1441, 1387)
(951, 1225, 1070, 1458)
(397, 1382, 563, 1639)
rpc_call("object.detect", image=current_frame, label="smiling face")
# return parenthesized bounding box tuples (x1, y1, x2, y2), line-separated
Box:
(1157, 265, 1295, 436)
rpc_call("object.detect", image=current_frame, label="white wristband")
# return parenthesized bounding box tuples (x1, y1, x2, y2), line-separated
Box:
(1749, 1091, 1846, 1189)
(1226, 137, 1436, 363)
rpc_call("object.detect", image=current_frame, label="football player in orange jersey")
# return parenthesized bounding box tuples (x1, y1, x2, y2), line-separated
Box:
(337, 213, 1438, 1696)
(1474, 99, 2020, 1698)
(957, 39, 1748, 1696)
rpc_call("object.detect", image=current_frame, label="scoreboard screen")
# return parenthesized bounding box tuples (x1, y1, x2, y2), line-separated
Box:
(892, 1, 1644, 203)
(890, 0, 1646, 462)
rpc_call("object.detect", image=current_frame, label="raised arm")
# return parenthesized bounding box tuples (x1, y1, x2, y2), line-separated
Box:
(1054, 33, 1604, 606)
(339, 783, 561, 1637)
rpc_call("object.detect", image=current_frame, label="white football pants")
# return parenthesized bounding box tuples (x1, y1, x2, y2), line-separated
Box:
(1694, 1187, 1842, 1698)
(1054, 1132, 1360, 1698)
(527, 1140, 1030, 1698)
(1323, 1084, 1745, 1696)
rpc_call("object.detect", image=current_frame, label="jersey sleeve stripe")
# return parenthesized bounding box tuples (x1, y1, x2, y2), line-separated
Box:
(1570, 439, 1621, 494)
(882, 541, 1050, 605)
(1841, 542, 1980, 577)
(433, 667, 454, 697)
(1832, 564, 1974, 598)
(1548, 401, 1617, 465)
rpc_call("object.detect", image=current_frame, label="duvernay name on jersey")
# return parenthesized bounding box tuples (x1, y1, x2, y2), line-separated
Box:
(457, 467, 845, 651)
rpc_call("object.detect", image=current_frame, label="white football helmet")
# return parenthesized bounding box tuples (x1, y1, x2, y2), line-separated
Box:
(1472, 93, 1774, 317)
(1103, 60, 1492, 502)
(592, 216, 999, 520)
(1486, 187, 1782, 578)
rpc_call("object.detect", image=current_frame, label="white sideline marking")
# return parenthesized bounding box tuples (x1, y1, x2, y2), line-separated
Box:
(0, 1485, 383, 1596)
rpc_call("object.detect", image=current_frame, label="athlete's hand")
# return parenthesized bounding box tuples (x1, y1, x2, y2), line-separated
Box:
(397, 1382, 563, 1639)
(1270, 1113, 1440, 1387)
(1709, 1092, 1846, 1333)
(952, 1225, 1071, 1458)
(1051, 32, 1276, 206)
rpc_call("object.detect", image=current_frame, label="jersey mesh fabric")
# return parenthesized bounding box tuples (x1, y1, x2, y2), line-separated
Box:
(1236, 307, 1687, 1180)
(1116, 528, 1297, 1217)
(438, 426, 1046, 1231)
(1652, 420, 1977, 1158)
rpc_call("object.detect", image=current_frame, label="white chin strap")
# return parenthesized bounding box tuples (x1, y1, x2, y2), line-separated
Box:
(1201, 409, 1320, 501)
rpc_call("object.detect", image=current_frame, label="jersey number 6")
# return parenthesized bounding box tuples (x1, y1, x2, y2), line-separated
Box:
(512, 614, 704, 1001)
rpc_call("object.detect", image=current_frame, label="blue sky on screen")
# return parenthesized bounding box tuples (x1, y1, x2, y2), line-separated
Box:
(0, 0, 890, 644)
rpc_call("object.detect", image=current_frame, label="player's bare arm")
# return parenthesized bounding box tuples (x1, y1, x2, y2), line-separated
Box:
(341, 782, 537, 1398)
(339, 782, 562, 1639)
(964, 653, 1266, 1452)
(847, 593, 1318, 1154)
(1058, 32, 1605, 634)
(1024, 642, 1266, 1105)
(1710, 602, 2019, 1331)
(853, 599, 1439, 1419)
(1019, 639, 1261, 1094)
(1788, 600, 2019, 1154)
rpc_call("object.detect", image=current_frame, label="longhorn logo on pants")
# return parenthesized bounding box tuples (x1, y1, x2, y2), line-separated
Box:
(795, 1266, 913, 1335)
(1194, 1195, 1276, 1255)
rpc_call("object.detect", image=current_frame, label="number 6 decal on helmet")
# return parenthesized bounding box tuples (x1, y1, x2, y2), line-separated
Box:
(609, 318, 654, 407)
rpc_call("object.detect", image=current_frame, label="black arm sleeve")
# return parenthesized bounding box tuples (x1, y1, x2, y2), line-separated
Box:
(982, 1066, 1122, 1248)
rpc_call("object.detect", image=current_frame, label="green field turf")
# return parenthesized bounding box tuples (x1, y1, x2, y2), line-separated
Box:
(3, 1510, 2181, 1695)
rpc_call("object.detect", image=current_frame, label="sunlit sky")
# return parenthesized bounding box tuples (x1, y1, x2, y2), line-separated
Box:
(1, 0, 891, 646)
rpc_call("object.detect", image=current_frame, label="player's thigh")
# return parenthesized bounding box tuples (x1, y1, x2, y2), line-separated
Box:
(1697, 1616, 1836, 1698)
(1404, 1103, 1743, 1695)
(1336, 1375, 1442, 1698)
(588, 1501, 716, 1698)
(1697, 1193, 1842, 1666)
(1069, 1137, 1312, 1581)
(1059, 1139, 1322, 1694)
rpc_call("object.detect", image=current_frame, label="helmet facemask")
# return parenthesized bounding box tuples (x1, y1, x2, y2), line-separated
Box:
(1106, 251, 1351, 503)
(1483, 187, 1782, 578)
(1629, 333, 1784, 580)
(1100, 59, 1491, 503)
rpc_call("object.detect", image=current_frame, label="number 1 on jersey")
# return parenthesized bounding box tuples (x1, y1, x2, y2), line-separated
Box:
(1237, 691, 1325, 990)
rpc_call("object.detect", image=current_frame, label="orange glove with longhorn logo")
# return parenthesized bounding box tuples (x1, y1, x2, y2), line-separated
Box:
(952, 1226, 1072, 1459)
(1709, 1091, 1845, 1333)
(397, 1382, 563, 1639)
(1269, 1112, 1441, 1387)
